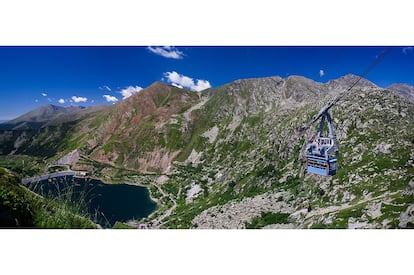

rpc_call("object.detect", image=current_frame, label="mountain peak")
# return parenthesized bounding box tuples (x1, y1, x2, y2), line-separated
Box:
(147, 81, 190, 91)
(148, 81, 170, 89)
(327, 74, 378, 90)
(286, 75, 315, 81)
(0, 104, 88, 130)
(286, 75, 322, 86)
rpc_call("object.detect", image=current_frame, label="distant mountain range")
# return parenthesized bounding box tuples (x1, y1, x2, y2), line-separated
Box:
(2, 76, 413, 132)
(1, 74, 413, 229)
(386, 83, 414, 103)
(0, 104, 106, 130)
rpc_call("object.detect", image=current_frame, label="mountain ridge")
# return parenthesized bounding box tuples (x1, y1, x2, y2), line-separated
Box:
(0, 104, 101, 130)
(1, 74, 413, 229)
(386, 83, 414, 103)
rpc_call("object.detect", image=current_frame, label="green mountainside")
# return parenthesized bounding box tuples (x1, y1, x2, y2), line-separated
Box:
(0, 167, 96, 228)
(1, 75, 413, 229)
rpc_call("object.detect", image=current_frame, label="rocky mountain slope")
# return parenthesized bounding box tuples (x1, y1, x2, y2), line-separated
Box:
(63, 82, 201, 174)
(142, 75, 414, 229)
(1, 75, 413, 229)
(387, 83, 414, 103)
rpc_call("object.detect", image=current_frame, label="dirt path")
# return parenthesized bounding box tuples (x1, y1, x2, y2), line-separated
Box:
(148, 183, 181, 228)
(156, 186, 181, 228)
(183, 97, 208, 122)
(304, 190, 401, 220)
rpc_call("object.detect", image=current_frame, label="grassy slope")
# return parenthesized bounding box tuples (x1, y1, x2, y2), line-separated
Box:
(0, 167, 96, 228)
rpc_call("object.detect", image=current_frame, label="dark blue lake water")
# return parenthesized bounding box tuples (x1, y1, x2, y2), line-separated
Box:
(27, 176, 157, 228)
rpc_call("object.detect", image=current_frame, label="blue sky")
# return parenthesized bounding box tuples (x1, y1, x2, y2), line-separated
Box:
(0, 46, 413, 120)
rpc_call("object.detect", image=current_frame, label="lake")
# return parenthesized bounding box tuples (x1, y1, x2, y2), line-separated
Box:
(27, 176, 157, 228)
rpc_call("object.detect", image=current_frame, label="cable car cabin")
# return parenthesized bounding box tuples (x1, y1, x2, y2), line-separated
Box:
(299, 49, 392, 176)
(305, 111, 339, 176)
(305, 138, 338, 176)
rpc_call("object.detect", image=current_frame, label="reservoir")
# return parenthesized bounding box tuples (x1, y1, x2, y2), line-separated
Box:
(27, 176, 157, 228)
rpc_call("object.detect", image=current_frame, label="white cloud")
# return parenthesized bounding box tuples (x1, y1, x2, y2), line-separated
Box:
(147, 46, 184, 59)
(120, 86, 143, 99)
(103, 94, 119, 102)
(194, 79, 211, 91)
(58, 98, 65, 104)
(41, 92, 47, 97)
(71, 96, 88, 103)
(402, 46, 413, 55)
(99, 85, 112, 91)
(164, 71, 211, 92)
(319, 69, 325, 77)
(171, 83, 183, 89)
(35, 99, 39, 103)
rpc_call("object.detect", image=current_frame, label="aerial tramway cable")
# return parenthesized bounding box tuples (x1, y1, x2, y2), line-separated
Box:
(300, 47, 392, 132)
(299, 47, 392, 176)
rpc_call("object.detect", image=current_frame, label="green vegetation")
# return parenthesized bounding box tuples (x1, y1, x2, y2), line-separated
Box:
(328, 203, 367, 229)
(176, 109, 212, 162)
(112, 221, 135, 229)
(245, 113, 264, 127)
(25, 123, 78, 157)
(59, 133, 86, 152)
(0, 155, 43, 177)
(166, 127, 185, 150)
(245, 212, 290, 229)
(0, 167, 96, 228)
(33, 200, 96, 229)
(160, 170, 279, 228)
(88, 113, 108, 129)
(256, 164, 279, 179)
(310, 223, 327, 229)
(0, 168, 35, 227)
